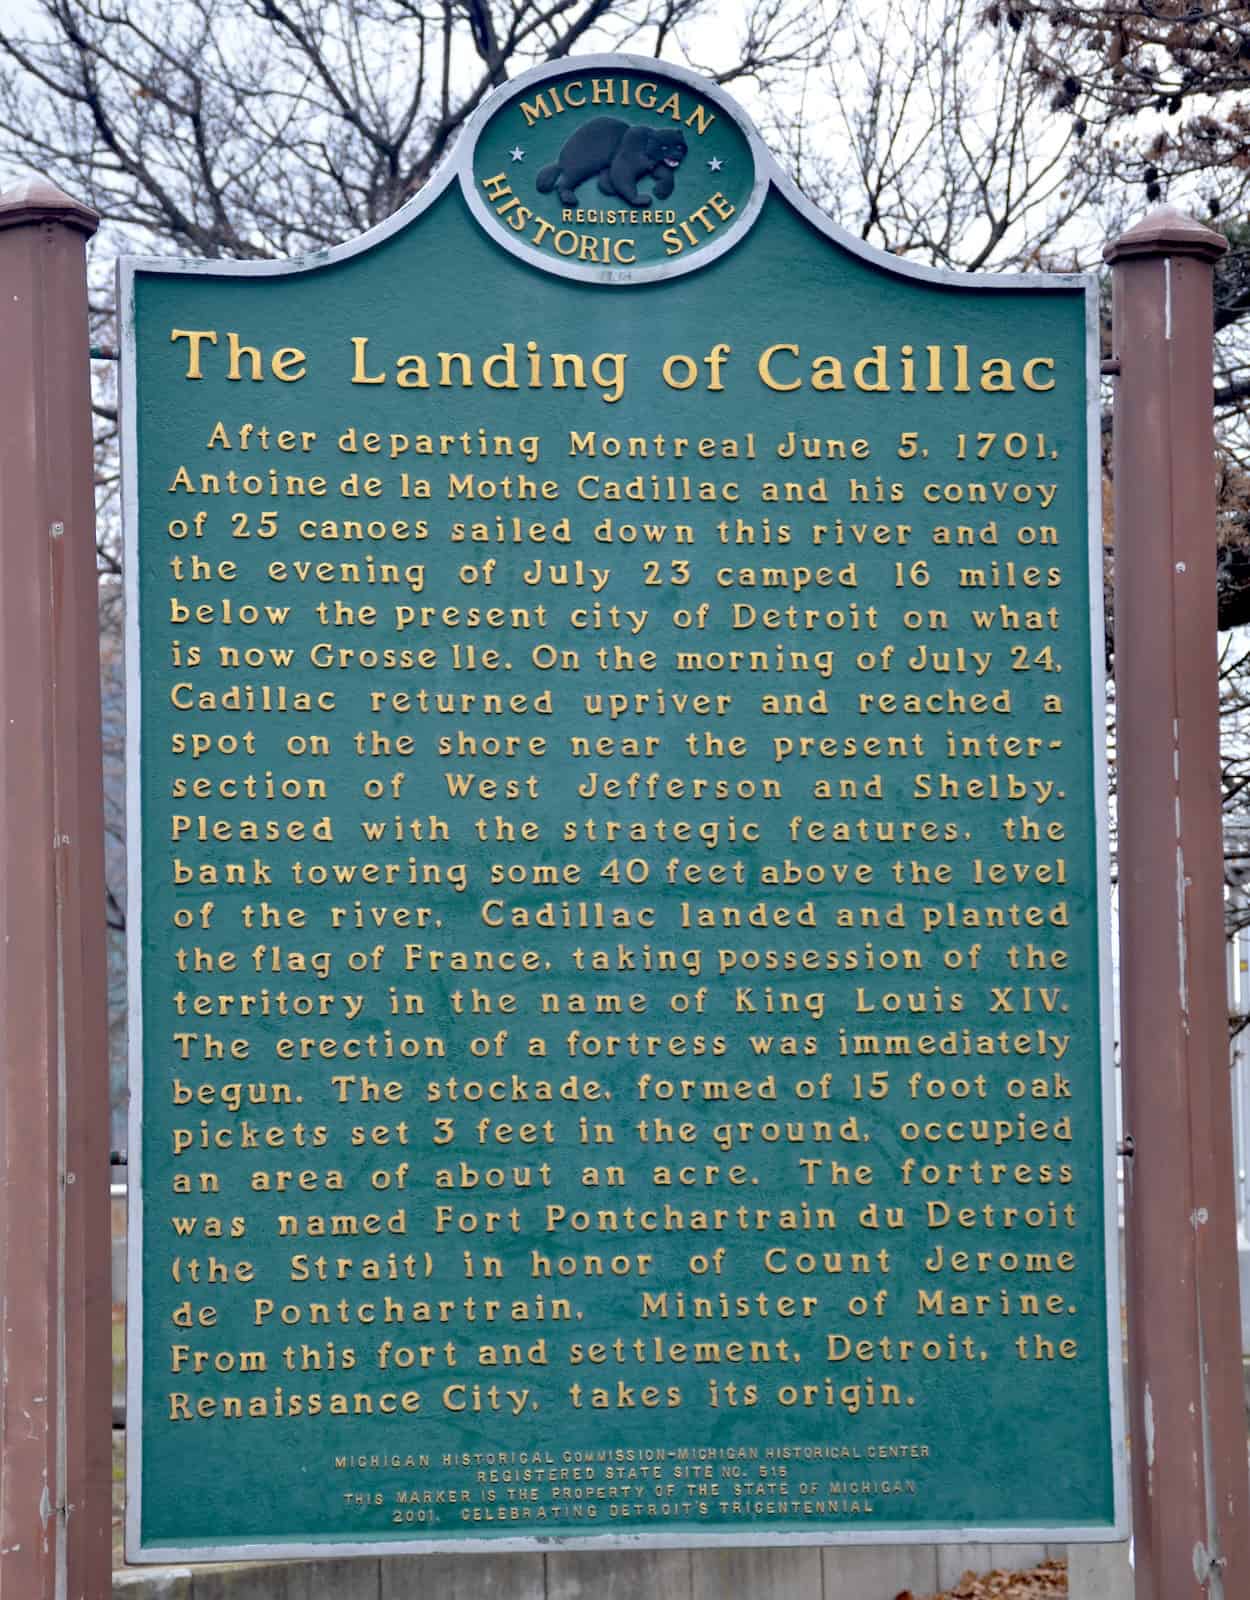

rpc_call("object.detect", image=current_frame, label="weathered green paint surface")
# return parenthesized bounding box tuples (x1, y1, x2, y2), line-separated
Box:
(125, 59, 1117, 1559)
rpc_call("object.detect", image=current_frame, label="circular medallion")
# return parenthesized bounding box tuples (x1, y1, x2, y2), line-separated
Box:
(462, 55, 765, 284)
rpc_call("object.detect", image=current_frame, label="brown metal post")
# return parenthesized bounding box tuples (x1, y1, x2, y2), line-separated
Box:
(0, 178, 112, 1598)
(1106, 206, 1250, 1598)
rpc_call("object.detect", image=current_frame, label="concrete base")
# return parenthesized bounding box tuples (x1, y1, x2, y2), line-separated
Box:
(1068, 1542, 1132, 1599)
(111, 1542, 1135, 1599)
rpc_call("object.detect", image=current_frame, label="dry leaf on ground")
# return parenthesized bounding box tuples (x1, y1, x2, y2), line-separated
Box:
(925, 1557, 1068, 1599)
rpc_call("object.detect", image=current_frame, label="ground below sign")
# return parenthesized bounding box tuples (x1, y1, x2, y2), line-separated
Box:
(122, 54, 1124, 1559)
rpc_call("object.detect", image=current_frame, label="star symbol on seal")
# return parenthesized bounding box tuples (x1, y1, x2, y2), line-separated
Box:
(707, 156, 724, 172)
(509, 145, 526, 162)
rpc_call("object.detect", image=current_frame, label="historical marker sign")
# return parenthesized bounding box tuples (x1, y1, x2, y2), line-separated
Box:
(123, 55, 1125, 1560)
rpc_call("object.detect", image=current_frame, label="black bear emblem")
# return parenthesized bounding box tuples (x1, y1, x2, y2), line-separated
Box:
(536, 117, 688, 207)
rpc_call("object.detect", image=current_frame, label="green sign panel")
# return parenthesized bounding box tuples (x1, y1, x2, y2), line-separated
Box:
(122, 55, 1124, 1560)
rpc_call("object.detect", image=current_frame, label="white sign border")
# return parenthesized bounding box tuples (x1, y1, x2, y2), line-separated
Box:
(120, 51, 1127, 1564)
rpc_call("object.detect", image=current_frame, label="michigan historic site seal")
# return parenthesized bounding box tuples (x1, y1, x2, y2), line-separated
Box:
(464, 57, 763, 283)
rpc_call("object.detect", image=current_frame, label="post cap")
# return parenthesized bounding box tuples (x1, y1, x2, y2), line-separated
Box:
(0, 174, 98, 237)
(1104, 205, 1227, 266)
